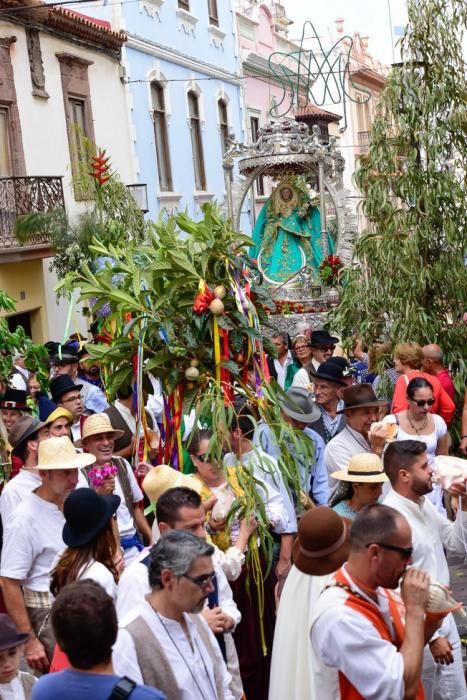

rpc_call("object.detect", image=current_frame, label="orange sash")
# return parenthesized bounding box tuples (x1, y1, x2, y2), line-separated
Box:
(333, 568, 425, 700)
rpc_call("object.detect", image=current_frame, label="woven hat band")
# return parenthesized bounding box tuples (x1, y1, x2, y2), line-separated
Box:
(347, 469, 385, 477)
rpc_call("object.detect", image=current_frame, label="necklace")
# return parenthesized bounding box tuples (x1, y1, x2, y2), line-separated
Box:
(406, 411, 428, 435)
(149, 602, 218, 700)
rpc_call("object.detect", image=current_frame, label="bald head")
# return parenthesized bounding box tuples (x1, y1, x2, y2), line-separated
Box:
(422, 344, 444, 372)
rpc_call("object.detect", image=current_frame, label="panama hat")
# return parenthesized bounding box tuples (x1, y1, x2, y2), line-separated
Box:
(0, 614, 30, 651)
(337, 383, 388, 413)
(280, 387, 320, 423)
(142, 464, 203, 504)
(45, 406, 73, 426)
(331, 453, 388, 484)
(9, 416, 47, 457)
(292, 506, 350, 576)
(75, 413, 124, 447)
(37, 435, 96, 470)
(63, 488, 121, 548)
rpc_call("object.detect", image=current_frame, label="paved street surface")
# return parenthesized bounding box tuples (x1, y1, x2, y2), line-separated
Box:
(448, 554, 467, 668)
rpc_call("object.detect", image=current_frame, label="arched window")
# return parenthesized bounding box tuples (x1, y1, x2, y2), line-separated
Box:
(188, 91, 206, 191)
(218, 99, 229, 154)
(151, 82, 173, 192)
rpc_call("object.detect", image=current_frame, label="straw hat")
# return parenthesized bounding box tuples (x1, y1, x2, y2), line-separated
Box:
(331, 453, 388, 484)
(37, 435, 96, 471)
(142, 464, 202, 504)
(292, 506, 350, 576)
(75, 413, 124, 447)
(45, 406, 73, 426)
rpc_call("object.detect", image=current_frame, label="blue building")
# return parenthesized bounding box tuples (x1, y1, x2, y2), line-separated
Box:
(116, 0, 245, 220)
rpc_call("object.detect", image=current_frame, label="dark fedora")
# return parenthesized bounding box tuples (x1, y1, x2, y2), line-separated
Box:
(292, 506, 350, 576)
(63, 488, 121, 548)
(280, 387, 321, 423)
(0, 614, 30, 650)
(9, 415, 47, 457)
(50, 375, 82, 403)
(310, 330, 339, 347)
(309, 359, 348, 386)
(52, 343, 79, 365)
(337, 383, 388, 413)
(0, 388, 30, 411)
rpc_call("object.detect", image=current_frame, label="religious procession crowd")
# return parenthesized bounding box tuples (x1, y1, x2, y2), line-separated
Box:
(0, 324, 466, 700)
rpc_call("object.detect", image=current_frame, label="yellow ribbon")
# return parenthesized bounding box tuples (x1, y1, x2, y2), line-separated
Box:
(213, 315, 221, 386)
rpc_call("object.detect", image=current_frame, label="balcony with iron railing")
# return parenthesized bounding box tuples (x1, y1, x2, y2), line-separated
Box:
(0, 176, 64, 260)
(357, 131, 371, 154)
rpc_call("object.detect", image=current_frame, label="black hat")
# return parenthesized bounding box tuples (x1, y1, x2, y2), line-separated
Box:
(0, 388, 30, 411)
(0, 614, 30, 650)
(52, 344, 79, 365)
(50, 375, 82, 403)
(310, 330, 339, 347)
(337, 383, 388, 413)
(63, 488, 121, 547)
(309, 359, 349, 386)
(9, 415, 47, 457)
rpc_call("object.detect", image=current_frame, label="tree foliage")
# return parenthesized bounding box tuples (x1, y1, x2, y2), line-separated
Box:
(330, 0, 467, 385)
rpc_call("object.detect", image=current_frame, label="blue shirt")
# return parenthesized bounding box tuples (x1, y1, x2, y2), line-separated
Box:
(31, 669, 166, 700)
(254, 422, 329, 505)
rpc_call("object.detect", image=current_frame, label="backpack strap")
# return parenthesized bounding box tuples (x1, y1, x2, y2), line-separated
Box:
(108, 676, 136, 700)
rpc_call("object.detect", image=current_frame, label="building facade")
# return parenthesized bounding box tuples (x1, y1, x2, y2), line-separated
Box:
(0, 0, 133, 341)
(114, 0, 245, 221)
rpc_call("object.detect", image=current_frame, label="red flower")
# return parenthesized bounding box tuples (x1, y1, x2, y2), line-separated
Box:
(90, 149, 112, 187)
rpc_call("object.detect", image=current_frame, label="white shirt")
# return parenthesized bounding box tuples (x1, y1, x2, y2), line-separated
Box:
(0, 469, 41, 524)
(9, 366, 28, 391)
(311, 565, 405, 700)
(273, 352, 294, 390)
(0, 675, 28, 700)
(291, 367, 310, 389)
(324, 425, 370, 486)
(116, 547, 241, 628)
(0, 492, 65, 591)
(113, 600, 234, 700)
(50, 556, 117, 601)
(223, 449, 292, 533)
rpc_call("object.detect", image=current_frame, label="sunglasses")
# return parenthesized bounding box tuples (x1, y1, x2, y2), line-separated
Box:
(181, 572, 216, 588)
(367, 542, 413, 560)
(410, 398, 435, 407)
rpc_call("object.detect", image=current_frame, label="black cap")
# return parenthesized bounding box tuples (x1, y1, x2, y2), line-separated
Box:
(309, 359, 349, 386)
(63, 488, 121, 547)
(310, 330, 339, 347)
(0, 388, 30, 411)
(50, 375, 82, 403)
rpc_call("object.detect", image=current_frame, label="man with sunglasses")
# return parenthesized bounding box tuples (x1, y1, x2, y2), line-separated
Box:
(383, 440, 467, 699)
(311, 503, 438, 700)
(309, 330, 339, 372)
(113, 530, 235, 699)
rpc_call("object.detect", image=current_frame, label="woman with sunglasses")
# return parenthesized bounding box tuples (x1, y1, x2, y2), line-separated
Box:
(382, 377, 448, 512)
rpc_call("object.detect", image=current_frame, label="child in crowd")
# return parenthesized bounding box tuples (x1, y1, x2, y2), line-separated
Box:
(0, 613, 36, 699)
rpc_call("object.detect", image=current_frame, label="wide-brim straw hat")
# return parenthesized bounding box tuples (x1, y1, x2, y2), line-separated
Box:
(143, 464, 203, 504)
(37, 435, 96, 470)
(280, 387, 320, 423)
(63, 488, 121, 548)
(331, 452, 388, 483)
(292, 506, 350, 576)
(337, 383, 388, 413)
(75, 413, 124, 447)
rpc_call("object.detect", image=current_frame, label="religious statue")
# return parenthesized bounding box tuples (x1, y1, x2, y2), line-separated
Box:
(250, 177, 333, 285)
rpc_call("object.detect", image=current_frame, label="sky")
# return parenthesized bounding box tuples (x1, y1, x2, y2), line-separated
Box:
(281, 0, 408, 66)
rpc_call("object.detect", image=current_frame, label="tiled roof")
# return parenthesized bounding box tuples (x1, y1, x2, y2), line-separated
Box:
(295, 104, 341, 122)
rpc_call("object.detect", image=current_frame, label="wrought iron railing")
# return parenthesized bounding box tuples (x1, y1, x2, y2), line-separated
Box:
(357, 131, 371, 153)
(0, 176, 64, 249)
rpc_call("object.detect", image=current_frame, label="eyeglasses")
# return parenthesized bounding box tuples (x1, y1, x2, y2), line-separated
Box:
(366, 542, 413, 560)
(62, 395, 82, 403)
(181, 572, 216, 588)
(410, 398, 435, 407)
